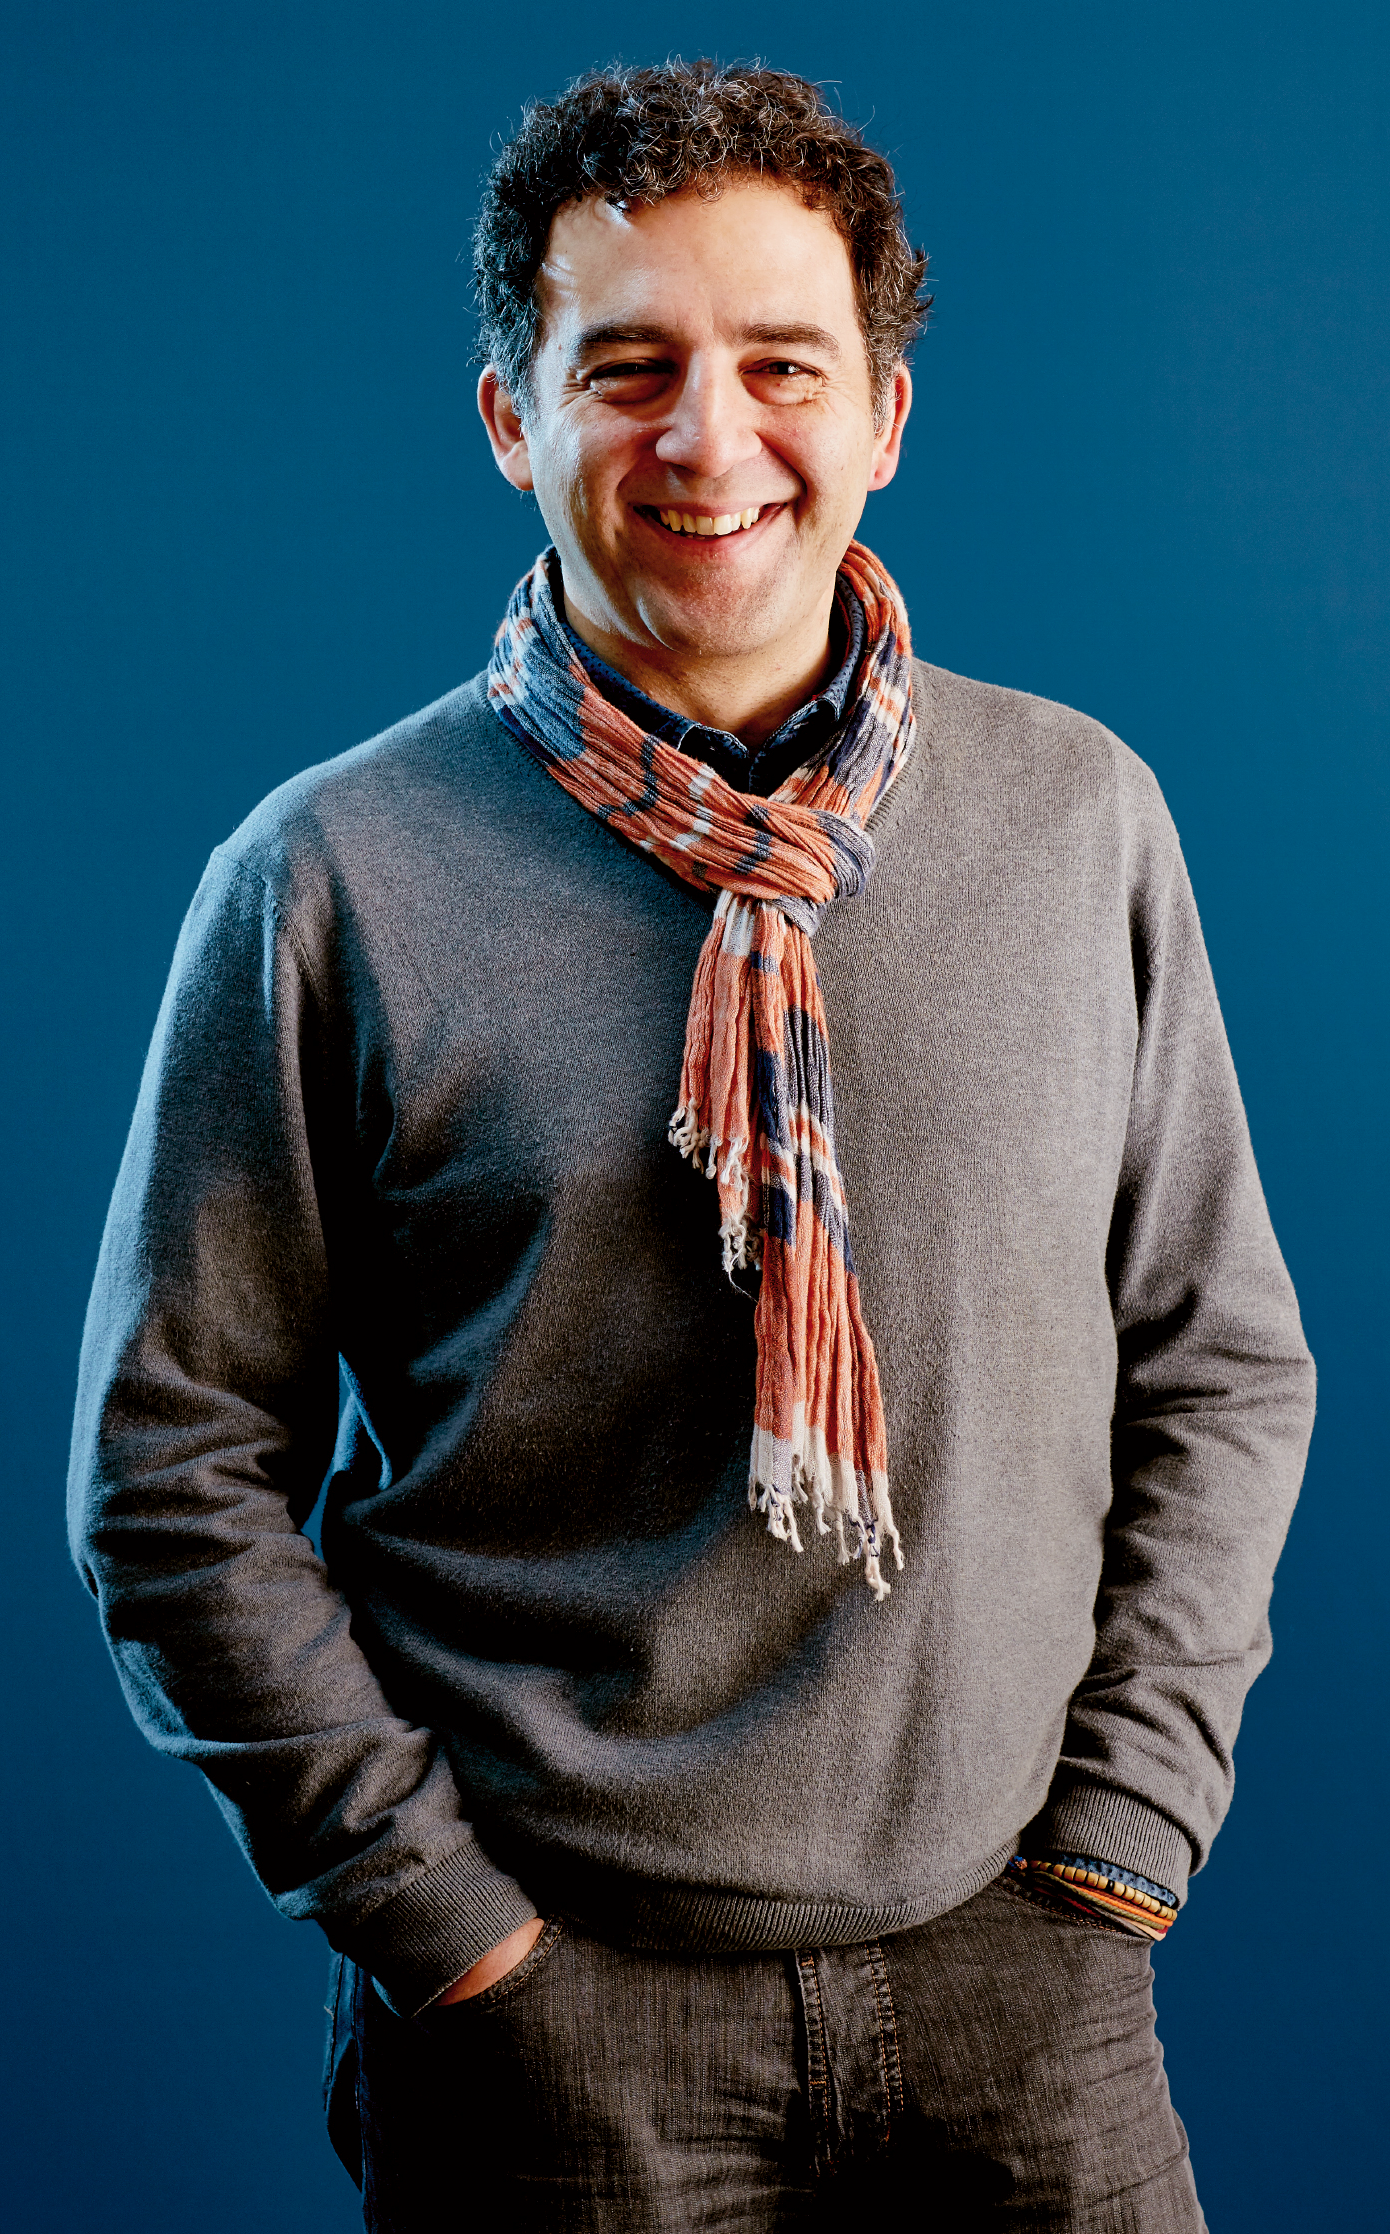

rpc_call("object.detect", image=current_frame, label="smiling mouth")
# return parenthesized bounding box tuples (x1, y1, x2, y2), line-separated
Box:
(638, 504, 777, 538)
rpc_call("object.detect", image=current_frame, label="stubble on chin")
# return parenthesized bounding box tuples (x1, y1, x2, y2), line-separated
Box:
(628, 562, 813, 661)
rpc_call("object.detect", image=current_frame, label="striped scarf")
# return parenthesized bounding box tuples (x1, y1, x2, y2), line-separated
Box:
(487, 541, 915, 1598)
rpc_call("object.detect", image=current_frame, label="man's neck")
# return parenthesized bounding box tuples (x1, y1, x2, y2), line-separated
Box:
(559, 601, 838, 749)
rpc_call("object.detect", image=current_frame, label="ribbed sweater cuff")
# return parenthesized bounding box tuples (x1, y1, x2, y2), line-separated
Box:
(1021, 1779, 1193, 1906)
(344, 1843, 539, 2018)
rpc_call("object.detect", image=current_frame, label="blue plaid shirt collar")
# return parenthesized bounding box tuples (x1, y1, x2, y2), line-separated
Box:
(559, 586, 866, 798)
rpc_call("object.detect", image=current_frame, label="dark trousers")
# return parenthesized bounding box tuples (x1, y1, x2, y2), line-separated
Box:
(326, 1874, 1205, 2230)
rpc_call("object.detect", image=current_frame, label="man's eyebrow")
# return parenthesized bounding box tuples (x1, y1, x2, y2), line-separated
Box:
(568, 320, 843, 363)
(569, 323, 677, 362)
(738, 323, 842, 356)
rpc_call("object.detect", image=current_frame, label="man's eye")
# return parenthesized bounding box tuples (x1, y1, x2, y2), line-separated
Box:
(588, 362, 668, 386)
(750, 361, 822, 389)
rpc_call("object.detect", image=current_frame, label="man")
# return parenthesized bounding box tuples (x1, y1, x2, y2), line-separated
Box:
(69, 59, 1315, 2232)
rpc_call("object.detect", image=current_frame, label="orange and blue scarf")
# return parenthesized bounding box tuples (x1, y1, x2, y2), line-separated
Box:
(488, 541, 915, 1597)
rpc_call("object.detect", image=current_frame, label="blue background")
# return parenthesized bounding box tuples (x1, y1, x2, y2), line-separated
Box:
(3, 2, 1385, 2225)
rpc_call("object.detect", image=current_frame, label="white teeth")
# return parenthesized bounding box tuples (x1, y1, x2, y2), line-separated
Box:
(654, 504, 765, 536)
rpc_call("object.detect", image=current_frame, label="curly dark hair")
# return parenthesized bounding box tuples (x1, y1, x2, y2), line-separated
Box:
(473, 58, 931, 422)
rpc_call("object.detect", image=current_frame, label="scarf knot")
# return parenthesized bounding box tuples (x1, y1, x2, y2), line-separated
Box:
(821, 816, 876, 903)
(487, 541, 915, 1599)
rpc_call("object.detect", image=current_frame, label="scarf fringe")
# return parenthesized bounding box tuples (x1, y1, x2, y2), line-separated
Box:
(749, 1466, 905, 1604)
(750, 1404, 904, 1600)
(669, 1105, 764, 1274)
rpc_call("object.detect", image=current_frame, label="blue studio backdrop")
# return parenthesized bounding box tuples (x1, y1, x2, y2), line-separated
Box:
(3, 4, 1385, 2228)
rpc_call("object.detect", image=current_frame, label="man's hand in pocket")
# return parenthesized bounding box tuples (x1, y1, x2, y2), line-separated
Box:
(432, 1918, 547, 2006)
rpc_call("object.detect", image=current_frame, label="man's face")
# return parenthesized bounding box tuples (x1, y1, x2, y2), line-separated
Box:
(479, 178, 909, 669)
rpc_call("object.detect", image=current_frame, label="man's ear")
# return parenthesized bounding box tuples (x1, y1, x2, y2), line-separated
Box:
(867, 365, 912, 493)
(478, 368, 535, 492)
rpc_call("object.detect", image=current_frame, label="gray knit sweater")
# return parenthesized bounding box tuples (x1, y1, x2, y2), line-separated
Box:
(68, 659, 1315, 2015)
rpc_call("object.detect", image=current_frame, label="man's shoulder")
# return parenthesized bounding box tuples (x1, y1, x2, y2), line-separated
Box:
(910, 656, 1176, 853)
(224, 671, 499, 872)
(198, 669, 545, 919)
(915, 658, 1163, 800)
(174, 670, 545, 983)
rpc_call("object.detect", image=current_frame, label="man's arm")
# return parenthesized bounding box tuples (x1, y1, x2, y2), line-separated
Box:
(1025, 830, 1316, 1902)
(67, 842, 537, 2016)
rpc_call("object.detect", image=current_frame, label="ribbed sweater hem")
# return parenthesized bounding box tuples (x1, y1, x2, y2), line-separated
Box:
(528, 1838, 1020, 1954)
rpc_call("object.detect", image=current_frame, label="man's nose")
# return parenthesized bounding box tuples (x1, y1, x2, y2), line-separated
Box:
(653, 361, 762, 482)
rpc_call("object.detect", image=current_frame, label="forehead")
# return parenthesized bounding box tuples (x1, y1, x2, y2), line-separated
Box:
(535, 179, 860, 347)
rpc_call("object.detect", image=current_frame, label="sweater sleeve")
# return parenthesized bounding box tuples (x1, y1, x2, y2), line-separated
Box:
(67, 845, 537, 2015)
(1024, 829, 1316, 1904)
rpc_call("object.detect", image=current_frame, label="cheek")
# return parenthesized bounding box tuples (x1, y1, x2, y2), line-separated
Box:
(780, 412, 873, 505)
(539, 428, 627, 532)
